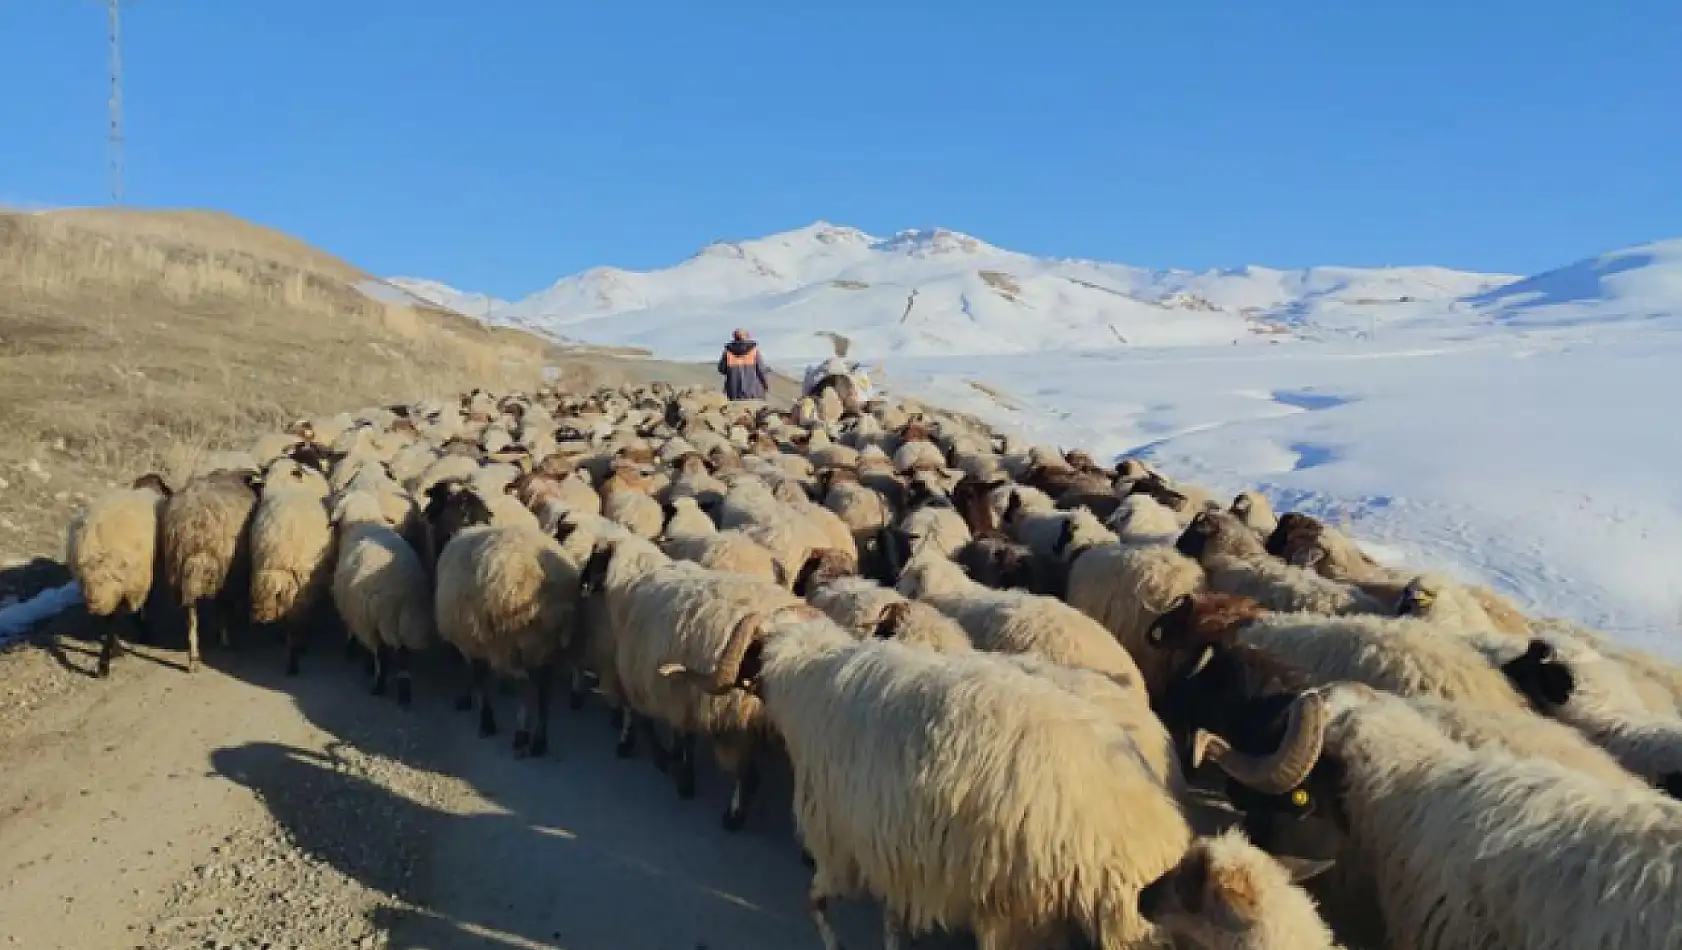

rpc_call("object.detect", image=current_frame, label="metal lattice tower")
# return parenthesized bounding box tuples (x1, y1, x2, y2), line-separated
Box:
(107, 0, 125, 203)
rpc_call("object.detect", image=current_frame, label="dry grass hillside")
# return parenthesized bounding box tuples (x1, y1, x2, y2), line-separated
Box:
(0, 207, 766, 567)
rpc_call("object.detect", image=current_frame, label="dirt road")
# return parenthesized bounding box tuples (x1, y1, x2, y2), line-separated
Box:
(0, 614, 898, 950)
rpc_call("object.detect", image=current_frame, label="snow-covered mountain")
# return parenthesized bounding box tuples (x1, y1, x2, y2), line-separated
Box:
(388, 222, 1518, 360)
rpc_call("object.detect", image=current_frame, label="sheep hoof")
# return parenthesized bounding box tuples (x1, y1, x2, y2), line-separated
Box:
(284, 652, 301, 678)
(567, 688, 585, 711)
(395, 679, 412, 708)
(675, 772, 697, 800)
(370, 677, 387, 697)
(96, 661, 113, 679)
(513, 729, 532, 756)
(615, 736, 635, 759)
(528, 734, 548, 758)
(721, 807, 747, 832)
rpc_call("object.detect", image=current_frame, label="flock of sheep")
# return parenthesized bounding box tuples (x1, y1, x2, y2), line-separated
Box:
(60, 371, 1682, 950)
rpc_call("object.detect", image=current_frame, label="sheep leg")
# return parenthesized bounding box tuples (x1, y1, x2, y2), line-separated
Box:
(882, 913, 908, 950)
(283, 622, 304, 678)
(614, 708, 637, 758)
(567, 664, 586, 711)
(132, 603, 154, 645)
(721, 756, 761, 832)
(343, 634, 360, 661)
(642, 716, 672, 772)
(216, 599, 233, 650)
(96, 613, 125, 679)
(473, 660, 497, 737)
(517, 663, 555, 758)
(453, 649, 476, 712)
(185, 600, 202, 673)
(394, 647, 413, 708)
(370, 643, 390, 696)
(672, 733, 697, 799)
(807, 869, 847, 950)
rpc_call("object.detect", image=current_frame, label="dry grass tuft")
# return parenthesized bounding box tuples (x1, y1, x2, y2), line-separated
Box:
(0, 208, 563, 559)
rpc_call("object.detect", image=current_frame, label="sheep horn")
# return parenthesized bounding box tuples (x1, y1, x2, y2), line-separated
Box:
(657, 612, 763, 695)
(1193, 690, 1328, 795)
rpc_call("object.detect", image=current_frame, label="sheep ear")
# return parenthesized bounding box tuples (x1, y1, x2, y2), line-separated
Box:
(1275, 856, 1336, 885)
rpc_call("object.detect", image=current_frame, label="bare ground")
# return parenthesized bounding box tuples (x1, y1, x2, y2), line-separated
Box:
(0, 209, 850, 950)
(0, 608, 903, 950)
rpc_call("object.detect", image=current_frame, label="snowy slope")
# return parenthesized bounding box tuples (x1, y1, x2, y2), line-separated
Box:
(396, 232, 1682, 651)
(388, 222, 1515, 360)
(883, 239, 1682, 653)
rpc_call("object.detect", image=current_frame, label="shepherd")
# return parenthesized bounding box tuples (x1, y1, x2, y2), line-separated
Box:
(717, 328, 770, 401)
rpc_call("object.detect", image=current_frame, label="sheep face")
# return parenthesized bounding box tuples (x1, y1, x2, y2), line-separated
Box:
(791, 549, 856, 597)
(1177, 510, 1266, 561)
(1139, 833, 1335, 950)
(1263, 512, 1322, 559)
(1498, 639, 1577, 709)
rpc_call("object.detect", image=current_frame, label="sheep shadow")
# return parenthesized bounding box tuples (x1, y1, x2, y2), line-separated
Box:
(205, 631, 961, 950)
(210, 727, 921, 950)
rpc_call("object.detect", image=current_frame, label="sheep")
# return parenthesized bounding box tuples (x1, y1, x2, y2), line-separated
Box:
(804, 575, 973, 654)
(162, 468, 262, 672)
(330, 490, 436, 705)
(1519, 632, 1682, 796)
(1107, 493, 1185, 545)
(1394, 572, 1524, 635)
(661, 529, 787, 589)
(578, 534, 801, 828)
(659, 495, 718, 540)
(65, 473, 172, 677)
(1534, 617, 1682, 715)
(1005, 497, 1118, 562)
(664, 453, 728, 512)
(249, 459, 335, 676)
(1204, 682, 1682, 950)
(603, 484, 664, 539)
(1065, 542, 1207, 701)
(435, 514, 582, 758)
(249, 432, 303, 470)
(660, 607, 1334, 950)
(1149, 591, 1556, 714)
(1178, 512, 1385, 616)
(1227, 491, 1279, 539)
(1138, 829, 1341, 950)
(890, 438, 946, 474)
(719, 478, 853, 584)
(895, 553, 1150, 697)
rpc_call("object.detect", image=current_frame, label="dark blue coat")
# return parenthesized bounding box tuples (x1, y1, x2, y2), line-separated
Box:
(718, 339, 770, 400)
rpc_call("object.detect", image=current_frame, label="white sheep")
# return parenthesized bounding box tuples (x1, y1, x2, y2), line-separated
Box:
(65, 474, 172, 677)
(1203, 682, 1682, 950)
(435, 517, 581, 758)
(249, 459, 335, 676)
(1138, 829, 1342, 950)
(804, 575, 973, 654)
(895, 553, 1150, 697)
(581, 533, 801, 829)
(1065, 542, 1207, 701)
(660, 607, 1333, 950)
(330, 490, 436, 705)
(1106, 493, 1184, 545)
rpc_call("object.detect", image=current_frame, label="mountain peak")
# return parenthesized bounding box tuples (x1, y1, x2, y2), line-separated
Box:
(872, 227, 991, 257)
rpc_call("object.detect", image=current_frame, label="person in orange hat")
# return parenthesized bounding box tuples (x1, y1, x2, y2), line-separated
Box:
(717, 328, 770, 400)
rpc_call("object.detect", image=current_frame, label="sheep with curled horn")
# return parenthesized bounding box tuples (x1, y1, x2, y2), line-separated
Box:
(658, 606, 1338, 950)
(577, 532, 801, 829)
(1201, 681, 1682, 950)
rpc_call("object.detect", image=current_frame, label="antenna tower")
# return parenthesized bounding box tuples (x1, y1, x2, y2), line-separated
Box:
(107, 0, 125, 203)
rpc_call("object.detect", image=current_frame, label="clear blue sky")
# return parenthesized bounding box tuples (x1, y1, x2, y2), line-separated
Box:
(2, 1, 1678, 299)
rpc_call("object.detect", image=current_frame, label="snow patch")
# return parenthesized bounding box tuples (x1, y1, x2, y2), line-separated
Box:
(0, 582, 82, 643)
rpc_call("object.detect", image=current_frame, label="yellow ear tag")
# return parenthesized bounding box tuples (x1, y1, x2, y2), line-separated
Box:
(1290, 788, 1311, 807)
